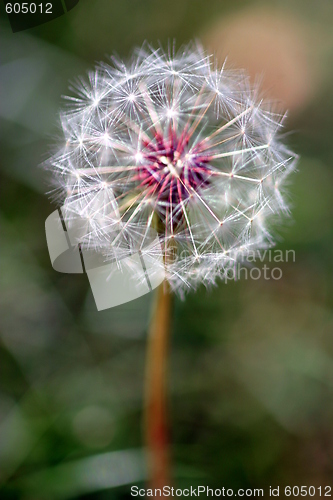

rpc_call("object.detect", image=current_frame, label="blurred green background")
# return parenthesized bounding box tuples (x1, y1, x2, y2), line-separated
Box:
(1, 0, 333, 498)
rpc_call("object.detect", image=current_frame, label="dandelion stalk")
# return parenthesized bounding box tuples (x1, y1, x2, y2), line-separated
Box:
(144, 282, 173, 489)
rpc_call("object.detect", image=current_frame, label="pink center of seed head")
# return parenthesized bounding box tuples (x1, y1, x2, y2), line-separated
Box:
(136, 129, 211, 214)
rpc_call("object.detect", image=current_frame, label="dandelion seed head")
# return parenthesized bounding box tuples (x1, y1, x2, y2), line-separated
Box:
(46, 42, 297, 295)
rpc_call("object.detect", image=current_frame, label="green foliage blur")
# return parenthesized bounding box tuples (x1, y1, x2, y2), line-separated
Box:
(1, 0, 333, 498)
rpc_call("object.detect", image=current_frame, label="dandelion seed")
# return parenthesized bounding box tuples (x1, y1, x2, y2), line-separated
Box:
(46, 42, 297, 295)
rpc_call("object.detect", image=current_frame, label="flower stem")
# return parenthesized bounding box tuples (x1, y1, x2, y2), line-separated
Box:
(144, 282, 173, 490)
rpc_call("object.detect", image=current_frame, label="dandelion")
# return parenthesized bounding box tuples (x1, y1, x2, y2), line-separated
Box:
(46, 41, 297, 490)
